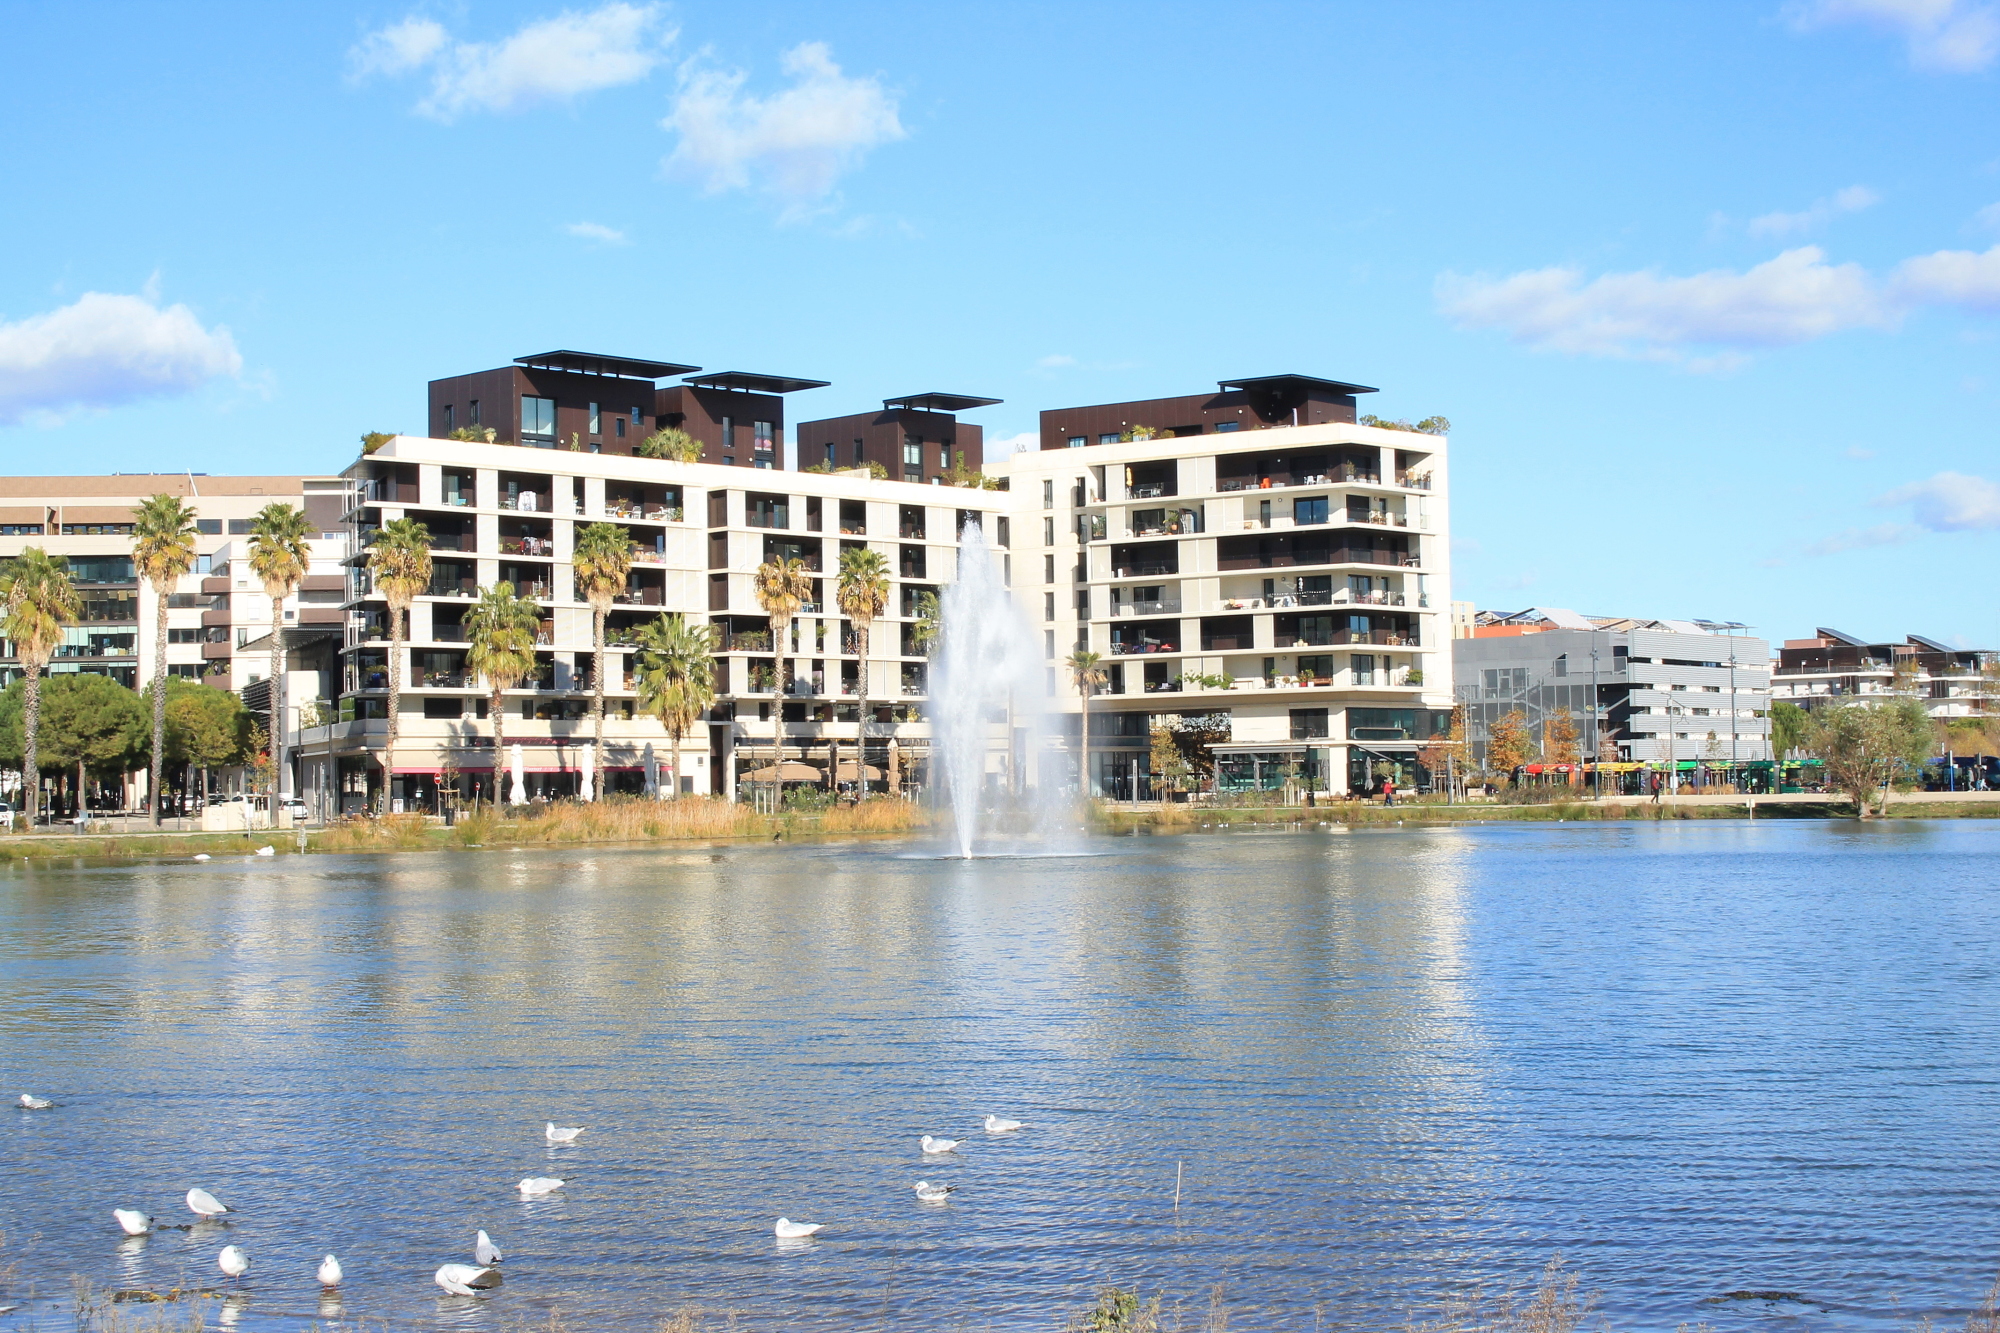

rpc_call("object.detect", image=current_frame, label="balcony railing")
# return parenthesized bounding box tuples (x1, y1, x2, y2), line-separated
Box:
(1396, 472, 1433, 490)
(1112, 563, 1178, 578)
(499, 537, 555, 556)
(1113, 600, 1181, 617)
(606, 503, 682, 522)
(1143, 680, 1183, 693)
(1128, 483, 1173, 499)
(1112, 641, 1180, 656)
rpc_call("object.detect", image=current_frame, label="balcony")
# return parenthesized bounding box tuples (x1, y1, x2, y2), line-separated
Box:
(630, 548, 665, 564)
(1112, 600, 1181, 617)
(421, 671, 469, 688)
(1395, 471, 1433, 490)
(1128, 483, 1172, 499)
(499, 537, 555, 557)
(1111, 640, 1180, 656)
(606, 502, 682, 522)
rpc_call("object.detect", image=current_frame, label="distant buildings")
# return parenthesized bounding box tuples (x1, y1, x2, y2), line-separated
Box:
(1771, 629, 1995, 719)
(1453, 608, 1772, 770)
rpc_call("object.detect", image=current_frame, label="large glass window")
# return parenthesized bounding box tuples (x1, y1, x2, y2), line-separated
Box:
(754, 421, 775, 455)
(1290, 708, 1329, 739)
(589, 402, 601, 435)
(521, 396, 556, 440)
(1294, 496, 1328, 525)
(1351, 653, 1377, 686)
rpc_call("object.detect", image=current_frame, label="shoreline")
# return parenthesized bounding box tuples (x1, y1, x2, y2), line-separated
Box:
(0, 792, 1995, 864)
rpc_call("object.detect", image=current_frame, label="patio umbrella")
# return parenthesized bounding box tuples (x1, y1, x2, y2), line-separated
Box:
(740, 760, 822, 782)
(834, 761, 883, 781)
(509, 744, 526, 805)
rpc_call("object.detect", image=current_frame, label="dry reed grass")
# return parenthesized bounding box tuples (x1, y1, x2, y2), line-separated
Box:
(815, 799, 934, 834)
(508, 797, 768, 844)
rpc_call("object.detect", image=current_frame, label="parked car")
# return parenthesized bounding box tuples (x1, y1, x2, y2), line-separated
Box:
(280, 798, 310, 824)
(0, 801, 13, 830)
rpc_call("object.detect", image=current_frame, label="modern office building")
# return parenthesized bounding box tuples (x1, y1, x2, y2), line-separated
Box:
(426, 352, 829, 469)
(1771, 629, 1994, 718)
(1454, 609, 1772, 770)
(1009, 374, 1456, 796)
(0, 473, 349, 805)
(794, 393, 1000, 481)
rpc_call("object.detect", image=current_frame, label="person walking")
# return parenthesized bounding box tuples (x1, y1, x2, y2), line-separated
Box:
(1383, 778, 1396, 807)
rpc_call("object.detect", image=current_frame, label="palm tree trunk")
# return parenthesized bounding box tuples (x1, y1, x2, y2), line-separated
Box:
(151, 593, 169, 825)
(591, 603, 606, 800)
(23, 662, 40, 824)
(666, 723, 682, 798)
(269, 593, 284, 801)
(856, 622, 870, 795)
(1080, 687, 1092, 802)
(774, 614, 790, 785)
(385, 603, 403, 810)
(491, 685, 507, 804)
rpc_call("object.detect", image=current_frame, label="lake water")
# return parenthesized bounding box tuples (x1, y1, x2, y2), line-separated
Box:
(3, 821, 1998, 1332)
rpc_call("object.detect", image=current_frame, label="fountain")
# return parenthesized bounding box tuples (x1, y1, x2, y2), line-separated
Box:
(928, 521, 1068, 857)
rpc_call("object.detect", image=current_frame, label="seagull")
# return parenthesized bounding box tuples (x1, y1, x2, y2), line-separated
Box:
(186, 1188, 232, 1218)
(317, 1254, 343, 1288)
(983, 1115, 1023, 1134)
(773, 1218, 821, 1239)
(920, 1135, 959, 1154)
(475, 1230, 503, 1266)
(913, 1181, 955, 1203)
(18, 1094, 52, 1109)
(192, 854, 211, 862)
(545, 1122, 584, 1143)
(217, 1245, 249, 1286)
(113, 1208, 153, 1236)
(254, 846, 275, 856)
(518, 1176, 564, 1196)
(435, 1264, 502, 1295)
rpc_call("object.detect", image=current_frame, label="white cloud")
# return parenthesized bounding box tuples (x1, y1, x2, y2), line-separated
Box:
(1748, 185, 1880, 237)
(351, 4, 672, 120)
(1891, 242, 2000, 310)
(1436, 247, 1891, 362)
(0, 292, 240, 426)
(565, 220, 628, 245)
(1034, 354, 1078, 371)
(1977, 202, 2000, 231)
(1787, 0, 2000, 71)
(982, 430, 1039, 460)
(1803, 522, 1920, 556)
(1875, 470, 2000, 529)
(663, 42, 904, 209)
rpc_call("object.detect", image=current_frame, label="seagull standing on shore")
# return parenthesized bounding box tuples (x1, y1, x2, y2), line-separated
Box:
(113, 1209, 152, 1236)
(475, 1230, 504, 1265)
(518, 1176, 564, 1196)
(217, 1245, 248, 1286)
(983, 1115, 1023, 1133)
(773, 1218, 821, 1239)
(317, 1255, 343, 1288)
(435, 1264, 501, 1295)
(920, 1135, 959, 1154)
(545, 1122, 584, 1143)
(186, 1188, 232, 1219)
(18, 1094, 52, 1109)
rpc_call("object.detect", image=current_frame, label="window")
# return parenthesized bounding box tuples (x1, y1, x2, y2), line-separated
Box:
(443, 404, 455, 432)
(1289, 708, 1329, 739)
(168, 627, 203, 644)
(854, 439, 865, 466)
(1044, 554, 1056, 583)
(195, 518, 221, 535)
(615, 417, 627, 438)
(1351, 653, 1377, 686)
(227, 519, 253, 535)
(722, 416, 735, 452)
(1043, 517, 1055, 546)
(167, 593, 210, 609)
(903, 437, 922, 466)
(62, 523, 133, 535)
(631, 407, 641, 427)
(1043, 479, 1054, 509)
(1214, 421, 1239, 432)
(166, 663, 204, 679)
(1068, 436, 1086, 448)
(1045, 629, 1056, 658)
(424, 698, 463, 719)
(996, 517, 1010, 547)
(0, 523, 42, 535)
(1294, 496, 1328, 525)
(469, 399, 481, 424)
(753, 422, 774, 456)
(1098, 433, 1119, 445)
(824, 443, 836, 467)
(589, 403, 601, 435)
(1044, 591, 1056, 622)
(1349, 708, 1420, 740)
(521, 396, 557, 441)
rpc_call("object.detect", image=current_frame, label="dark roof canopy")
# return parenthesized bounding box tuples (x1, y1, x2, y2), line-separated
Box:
(882, 393, 1003, 413)
(1217, 374, 1378, 397)
(1816, 627, 1872, 647)
(1908, 633, 1958, 653)
(515, 351, 701, 379)
(683, 372, 830, 395)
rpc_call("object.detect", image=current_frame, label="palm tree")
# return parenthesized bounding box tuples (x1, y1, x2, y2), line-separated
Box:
(572, 522, 634, 800)
(1067, 649, 1108, 801)
(132, 495, 199, 825)
(836, 547, 890, 795)
(246, 502, 313, 802)
(464, 582, 540, 804)
(367, 518, 433, 796)
(752, 556, 813, 782)
(1, 549, 82, 824)
(633, 613, 716, 797)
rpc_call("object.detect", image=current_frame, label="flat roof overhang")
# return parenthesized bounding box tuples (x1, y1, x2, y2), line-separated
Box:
(883, 393, 1002, 413)
(515, 351, 701, 379)
(684, 372, 831, 395)
(1218, 374, 1378, 397)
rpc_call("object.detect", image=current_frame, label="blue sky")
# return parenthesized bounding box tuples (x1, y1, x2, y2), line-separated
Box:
(2, 1, 1997, 644)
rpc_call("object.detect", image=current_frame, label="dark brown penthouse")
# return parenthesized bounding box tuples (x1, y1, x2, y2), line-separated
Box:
(1038, 374, 1375, 450)
(795, 393, 1000, 481)
(427, 353, 827, 468)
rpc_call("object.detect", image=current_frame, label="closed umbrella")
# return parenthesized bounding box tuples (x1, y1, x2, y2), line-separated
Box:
(509, 744, 526, 805)
(578, 745, 594, 802)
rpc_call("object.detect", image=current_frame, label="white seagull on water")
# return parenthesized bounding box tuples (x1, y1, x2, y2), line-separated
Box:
(317, 1254, 343, 1288)
(518, 1176, 564, 1196)
(435, 1263, 502, 1295)
(920, 1135, 959, 1155)
(983, 1115, 1023, 1134)
(254, 846, 274, 857)
(913, 1180, 955, 1203)
(113, 1208, 152, 1236)
(773, 1218, 821, 1239)
(475, 1230, 504, 1265)
(18, 1094, 52, 1109)
(186, 1188, 232, 1218)
(192, 854, 211, 861)
(545, 1121, 584, 1143)
(217, 1245, 249, 1286)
